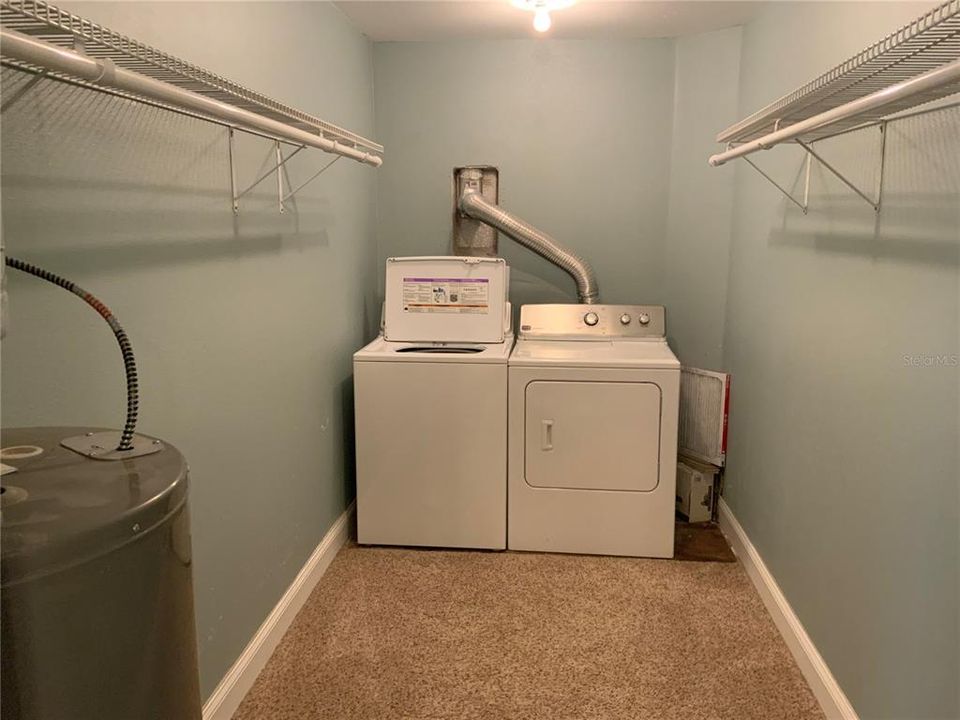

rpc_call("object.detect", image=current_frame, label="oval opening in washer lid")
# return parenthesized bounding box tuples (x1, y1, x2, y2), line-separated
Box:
(395, 346, 485, 354)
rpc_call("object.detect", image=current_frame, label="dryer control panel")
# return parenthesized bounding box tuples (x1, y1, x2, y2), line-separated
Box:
(518, 304, 665, 340)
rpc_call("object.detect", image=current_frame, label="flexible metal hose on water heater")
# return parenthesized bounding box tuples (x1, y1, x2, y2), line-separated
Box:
(5, 257, 139, 452)
(458, 189, 600, 304)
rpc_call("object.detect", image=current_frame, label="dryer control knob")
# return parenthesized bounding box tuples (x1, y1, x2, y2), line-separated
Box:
(584, 312, 599, 327)
(620, 313, 632, 325)
(638, 313, 651, 326)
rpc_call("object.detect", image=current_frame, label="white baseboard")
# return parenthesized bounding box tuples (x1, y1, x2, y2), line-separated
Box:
(202, 501, 355, 720)
(717, 498, 858, 720)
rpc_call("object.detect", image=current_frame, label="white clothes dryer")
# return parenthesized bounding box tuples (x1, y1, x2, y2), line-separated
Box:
(508, 304, 680, 558)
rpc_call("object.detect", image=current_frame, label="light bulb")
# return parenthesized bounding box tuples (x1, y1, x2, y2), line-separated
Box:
(533, 8, 551, 32)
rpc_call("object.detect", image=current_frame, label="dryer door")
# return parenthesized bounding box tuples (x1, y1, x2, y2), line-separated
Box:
(524, 380, 661, 492)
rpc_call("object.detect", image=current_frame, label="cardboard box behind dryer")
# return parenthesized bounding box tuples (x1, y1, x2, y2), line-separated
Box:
(676, 456, 723, 523)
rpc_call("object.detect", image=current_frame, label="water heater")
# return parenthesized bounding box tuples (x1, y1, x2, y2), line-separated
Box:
(1, 426, 202, 720)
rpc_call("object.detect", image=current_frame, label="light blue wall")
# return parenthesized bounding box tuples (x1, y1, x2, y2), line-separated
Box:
(0, 1, 378, 699)
(663, 26, 742, 370)
(373, 39, 676, 308)
(373, 32, 744, 368)
(721, 3, 959, 718)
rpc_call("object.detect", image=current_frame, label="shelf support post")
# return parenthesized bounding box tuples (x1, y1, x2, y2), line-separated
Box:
(795, 139, 880, 212)
(875, 121, 887, 212)
(743, 156, 808, 214)
(276, 141, 285, 214)
(228, 128, 239, 215)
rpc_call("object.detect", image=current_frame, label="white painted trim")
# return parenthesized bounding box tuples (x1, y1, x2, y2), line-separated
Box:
(717, 498, 858, 720)
(202, 501, 355, 720)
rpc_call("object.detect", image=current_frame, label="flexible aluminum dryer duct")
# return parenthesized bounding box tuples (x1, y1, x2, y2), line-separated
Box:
(458, 189, 600, 304)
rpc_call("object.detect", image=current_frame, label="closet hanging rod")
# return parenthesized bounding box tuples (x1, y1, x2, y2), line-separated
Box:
(709, 56, 960, 166)
(1, 61, 313, 151)
(0, 27, 383, 167)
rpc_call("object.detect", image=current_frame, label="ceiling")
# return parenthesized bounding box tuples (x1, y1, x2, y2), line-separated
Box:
(335, 1, 764, 41)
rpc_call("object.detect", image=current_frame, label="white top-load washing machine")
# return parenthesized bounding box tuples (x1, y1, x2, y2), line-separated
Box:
(508, 304, 680, 558)
(354, 256, 512, 550)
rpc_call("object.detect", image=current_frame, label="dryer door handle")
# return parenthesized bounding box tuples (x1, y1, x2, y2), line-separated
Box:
(541, 419, 554, 451)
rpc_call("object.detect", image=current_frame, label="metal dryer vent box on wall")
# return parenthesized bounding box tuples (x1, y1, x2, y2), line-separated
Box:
(453, 166, 499, 257)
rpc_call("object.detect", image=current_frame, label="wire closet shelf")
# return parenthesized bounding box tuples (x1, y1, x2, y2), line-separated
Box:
(0, 0, 384, 175)
(709, 0, 960, 175)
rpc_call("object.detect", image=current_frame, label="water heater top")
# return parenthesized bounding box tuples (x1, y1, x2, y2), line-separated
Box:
(1, 426, 188, 585)
(383, 256, 510, 344)
(518, 304, 665, 340)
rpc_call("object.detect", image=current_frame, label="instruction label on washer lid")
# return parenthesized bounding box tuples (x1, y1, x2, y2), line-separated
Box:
(402, 277, 490, 314)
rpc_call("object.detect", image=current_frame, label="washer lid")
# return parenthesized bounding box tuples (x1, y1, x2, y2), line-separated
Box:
(355, 335, 514, 364)
(509, 339, 679, 369)
(0, 426, 188, 586)
(383, 256, 509, 343)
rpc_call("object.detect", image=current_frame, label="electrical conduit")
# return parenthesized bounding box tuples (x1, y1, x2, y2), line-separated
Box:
(4, 257, 140, 452)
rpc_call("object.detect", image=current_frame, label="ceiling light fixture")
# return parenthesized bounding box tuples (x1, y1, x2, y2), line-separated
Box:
(511, 0, 574, 34)
(533, 7, 551, 32)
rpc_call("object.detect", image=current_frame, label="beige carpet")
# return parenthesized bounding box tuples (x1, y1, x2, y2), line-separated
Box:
(234, 543, 824, 720)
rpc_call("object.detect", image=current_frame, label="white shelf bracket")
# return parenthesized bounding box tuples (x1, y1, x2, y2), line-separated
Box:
(796, 139, 881, 213)
(875, 121, 888, 212)
(228, 128, 239, 215)
(231, 143, 305, 214)
(743, 155, 808, 214)
(282, 155, 341, 204)
(276, 141, 285, 215)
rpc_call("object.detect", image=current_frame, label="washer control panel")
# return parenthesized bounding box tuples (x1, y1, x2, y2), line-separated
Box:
(519, 304, 666, 340)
